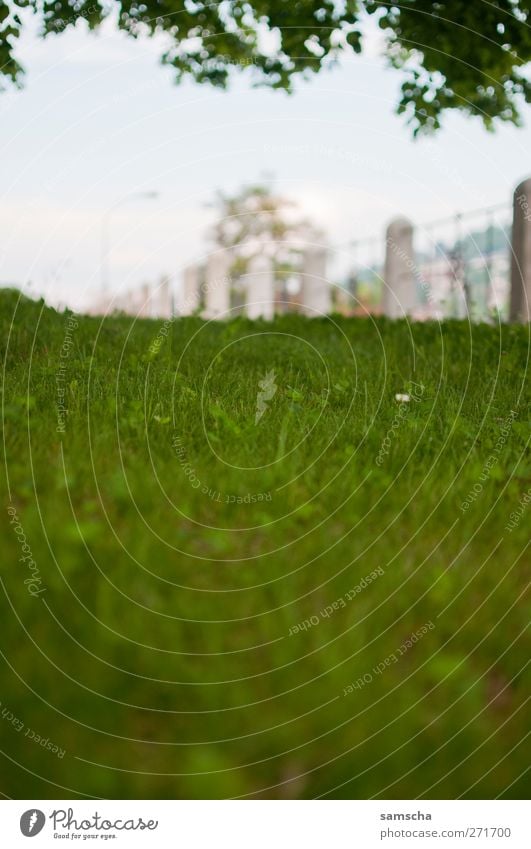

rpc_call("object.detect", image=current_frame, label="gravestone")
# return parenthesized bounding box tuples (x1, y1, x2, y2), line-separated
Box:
(301, 247, 331, 316)
(245, 254, 275, 320)
(510, 178, 531, 322)
(383, 218, 417, 318)
(205, 252, 231, 319)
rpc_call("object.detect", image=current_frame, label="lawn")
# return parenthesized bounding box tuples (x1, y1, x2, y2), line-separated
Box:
(0, 289, 529, 799)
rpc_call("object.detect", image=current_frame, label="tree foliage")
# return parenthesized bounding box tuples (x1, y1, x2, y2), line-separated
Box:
(1, 0, 530, 133)
(210, 181, 321, 281)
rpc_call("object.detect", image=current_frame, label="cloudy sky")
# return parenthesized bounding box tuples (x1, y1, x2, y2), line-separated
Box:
(1, 14, 531, 311)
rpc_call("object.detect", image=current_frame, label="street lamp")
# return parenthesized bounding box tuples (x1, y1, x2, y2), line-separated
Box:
(100, 191, 159, 292)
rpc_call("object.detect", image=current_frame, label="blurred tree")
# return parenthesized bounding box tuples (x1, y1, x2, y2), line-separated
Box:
(1, 1, 530, 134)
(210, 180, 322, 306)
(211, 181, 320, 253)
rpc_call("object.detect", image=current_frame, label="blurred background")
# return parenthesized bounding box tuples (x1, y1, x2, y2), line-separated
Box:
(1, 12, 531, 316)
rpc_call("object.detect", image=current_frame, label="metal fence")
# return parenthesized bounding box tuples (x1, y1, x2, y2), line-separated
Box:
(348, 202, 513, 321)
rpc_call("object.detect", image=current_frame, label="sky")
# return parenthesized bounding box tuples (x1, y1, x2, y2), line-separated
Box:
(1, 15, 531, 311)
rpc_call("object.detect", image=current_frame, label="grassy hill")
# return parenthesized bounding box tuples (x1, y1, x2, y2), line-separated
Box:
(0, 290, 529, 799)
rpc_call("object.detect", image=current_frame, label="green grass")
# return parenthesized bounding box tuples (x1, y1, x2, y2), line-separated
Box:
(1, 289, 529, 799)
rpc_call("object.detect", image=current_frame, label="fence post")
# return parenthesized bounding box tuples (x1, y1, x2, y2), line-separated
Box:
(204, 251, 231, 320)
(301, 247, 331, 317)
(510, 178, 531, 322)
(140, 283, 150, 318)
(383, 217, 417, 318)
(181, 265, 200, 315)
(245, 254, 275, 320)
(158, 275, 172, 318)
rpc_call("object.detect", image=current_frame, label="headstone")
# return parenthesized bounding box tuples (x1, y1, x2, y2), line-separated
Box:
(245, 254, 275, 320)
(510, 178, 531, 322)
(383, 217, 417, 318)
(180, 265, 201, 315)
(204, 252, 231, 319)
(301, 247, 330, 316)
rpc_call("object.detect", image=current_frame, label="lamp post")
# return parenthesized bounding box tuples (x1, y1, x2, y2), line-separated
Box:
(100, 191, 159, 292)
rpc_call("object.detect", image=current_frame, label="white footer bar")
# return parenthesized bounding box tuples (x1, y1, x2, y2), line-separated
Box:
(0, 800, 527, 848)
